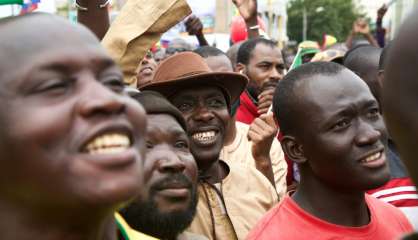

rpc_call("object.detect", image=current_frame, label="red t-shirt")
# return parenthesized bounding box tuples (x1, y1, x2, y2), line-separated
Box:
(247, 194, 414, 240)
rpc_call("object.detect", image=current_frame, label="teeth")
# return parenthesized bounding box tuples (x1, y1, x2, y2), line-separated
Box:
(85, 133, 131, 155)
(363, 152, 382, 163)
(192, 131, 216, 142)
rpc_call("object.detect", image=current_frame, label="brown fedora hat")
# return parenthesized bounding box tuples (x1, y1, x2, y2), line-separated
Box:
(139, 52, 248, 103)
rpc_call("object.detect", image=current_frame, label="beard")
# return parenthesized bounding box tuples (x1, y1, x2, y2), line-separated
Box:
(120, 174, 198, 239)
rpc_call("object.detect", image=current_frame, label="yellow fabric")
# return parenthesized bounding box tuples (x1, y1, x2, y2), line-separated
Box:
(114, 213, 158, 240)
(220, 121, 287, 199)
(102, 0, 192, 86)
(187, 161, 278, 240)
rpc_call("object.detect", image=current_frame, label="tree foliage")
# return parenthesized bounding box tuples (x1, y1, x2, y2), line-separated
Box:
(287, 0, 363, 44)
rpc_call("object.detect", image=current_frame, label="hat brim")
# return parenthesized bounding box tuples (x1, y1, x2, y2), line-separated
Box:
(140, 72, 248, 104)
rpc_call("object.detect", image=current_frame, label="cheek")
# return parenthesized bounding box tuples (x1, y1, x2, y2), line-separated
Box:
(5, 103, 74, 156)
(183, 155, 198, 183)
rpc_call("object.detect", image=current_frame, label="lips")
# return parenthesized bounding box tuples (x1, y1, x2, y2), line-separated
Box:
(191, 130, 219, 146)
(83, 133, 131, 155)
(359, 149, 386, 168)
(154, 179, 192, 199)
(140, 66, 154, 75)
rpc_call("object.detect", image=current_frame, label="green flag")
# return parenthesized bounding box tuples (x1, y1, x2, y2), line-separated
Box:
(289, 47, 320, 71)
(0, 0, 23, 5)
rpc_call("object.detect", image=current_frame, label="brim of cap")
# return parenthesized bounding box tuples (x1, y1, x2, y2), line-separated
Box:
(140, 72, 248, 104)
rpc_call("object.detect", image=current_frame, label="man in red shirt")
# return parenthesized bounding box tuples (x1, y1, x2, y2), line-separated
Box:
(235, 38, 286, 124)
(247, 62, 414, 240)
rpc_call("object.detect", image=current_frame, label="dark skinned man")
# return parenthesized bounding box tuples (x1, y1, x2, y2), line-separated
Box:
(0, 13, 152, 240)
(140, 52, 278, 240)
(247, 62, 413, 239)
(383, 9, 418, 234)
(121, 91, 207, 240)
(194, 46, 287, 197)
(235, 38, 285, 123)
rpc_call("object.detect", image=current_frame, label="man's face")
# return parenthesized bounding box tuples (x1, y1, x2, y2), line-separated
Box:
(205, 55, 233, 72)
(244, 43, 285, 98)
(170, 86, 230, 170)
(295, 70, 390, 191)
(121, 114, 198, 239)
(137, 52, 158, 88)
(0, 18, 147, 210)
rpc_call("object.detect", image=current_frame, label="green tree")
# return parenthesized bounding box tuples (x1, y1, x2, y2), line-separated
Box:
(287, 0, 363, 44)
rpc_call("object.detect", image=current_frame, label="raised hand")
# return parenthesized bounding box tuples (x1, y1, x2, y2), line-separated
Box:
(232, 0, 258, 21)
(377, 4, 388, 19)
(185, 15, 204, 36)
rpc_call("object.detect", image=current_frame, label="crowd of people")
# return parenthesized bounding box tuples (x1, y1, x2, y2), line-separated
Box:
(0, 0, 417, 239)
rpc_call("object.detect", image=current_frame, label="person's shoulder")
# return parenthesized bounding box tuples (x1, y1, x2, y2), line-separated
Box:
(229, 162, 273, 188)
(235, 121, 250, 131)
(226, 162, 278, 200)
(366, 194, 414, 231)
(246, 197, 290, 240)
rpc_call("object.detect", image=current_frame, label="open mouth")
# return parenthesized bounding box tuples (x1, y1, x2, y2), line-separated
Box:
(140, 67, 153, 75)
(191, 130, 219, 146)
(359, 150, 386, 168)
(83, 132, 132, 155)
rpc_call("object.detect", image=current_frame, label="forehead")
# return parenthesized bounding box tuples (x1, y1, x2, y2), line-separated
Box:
(0, 15, 107, 83)
(298, 70, 375, 119)
(250, 43, 283, 63)
(204, 55, 233, 72)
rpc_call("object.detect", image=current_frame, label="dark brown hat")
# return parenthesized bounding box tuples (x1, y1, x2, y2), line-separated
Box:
(139, 52, 248, 103)
(131, 91, 187, 132)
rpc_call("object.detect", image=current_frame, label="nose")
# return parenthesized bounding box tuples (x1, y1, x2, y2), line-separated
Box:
(78, 78, 126, 118)
(269, 67, 282, 81)
(355, 120, 382, 146)
(156, 149, 186, 174)
(141, 58, 149, 66)
(192, 105, 214, 122)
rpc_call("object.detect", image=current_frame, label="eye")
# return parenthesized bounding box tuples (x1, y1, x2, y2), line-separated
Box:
(258, 64, 270, 70)
(33, 78, 74, 95)
(332, 118, 351, 131)
(177, 102, 193, 112)
(367, 107, 380, 119)
(101, 75, 124, 93)
(207, 98, 226, 108)
(276, 64, 286, 73)
(174, 140, 189, 149)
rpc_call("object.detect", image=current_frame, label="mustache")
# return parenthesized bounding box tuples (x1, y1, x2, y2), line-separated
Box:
(150, 173, 193, 192)
(261, 81, 278, 91)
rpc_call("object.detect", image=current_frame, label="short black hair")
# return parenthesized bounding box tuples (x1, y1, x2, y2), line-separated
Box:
(273, 62, 346, 135)
(379, 42, 392, 71)
(237, 38, 277, 65)
(193, 46, 226, 58)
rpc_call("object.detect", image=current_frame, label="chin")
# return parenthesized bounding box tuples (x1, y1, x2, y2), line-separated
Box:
(359, 172, 391, 191)
(84, 176, 143, 207)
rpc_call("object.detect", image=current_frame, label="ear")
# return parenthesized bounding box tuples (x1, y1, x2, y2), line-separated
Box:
(236, 63, 246, 74)
(281, 135, 307, 164)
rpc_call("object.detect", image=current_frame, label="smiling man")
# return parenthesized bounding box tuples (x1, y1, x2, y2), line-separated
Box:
(140, 52, 278, 240)
(247, 62, 413, 240)
(121, 91, 206, 240)
(0, 13, 150, 240)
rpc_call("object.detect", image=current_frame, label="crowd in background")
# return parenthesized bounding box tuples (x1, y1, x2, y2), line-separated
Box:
(0, 0, 417, 239)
